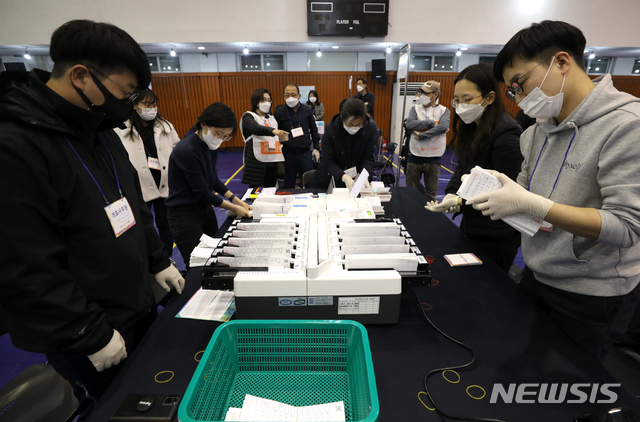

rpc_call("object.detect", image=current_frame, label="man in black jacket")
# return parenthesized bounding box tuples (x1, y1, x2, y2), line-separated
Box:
(274, 83, 320, 188)
(0, 20, 184, 419)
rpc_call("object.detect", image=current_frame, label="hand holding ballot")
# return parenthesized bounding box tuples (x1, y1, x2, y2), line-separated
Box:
(466, 169, 553, 221)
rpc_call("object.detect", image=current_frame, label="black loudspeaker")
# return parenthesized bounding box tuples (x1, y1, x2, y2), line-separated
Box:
(372, 59, 388, 85)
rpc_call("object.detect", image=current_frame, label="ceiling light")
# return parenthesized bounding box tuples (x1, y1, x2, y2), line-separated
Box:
(386, 46, 392, 54)
(460, 47, 468, 51)
(332, 46, 339, 49)
(588, 50, 595, 60)
(167, 66, 171, 70)
(24, 49, 31, 60)
(198, 46, 205, 50)
(170, 48, 176, 57)
(267, 63, 271, 66)
(243, 46, 249, 55)
(456, 49, 462, 57)
(316, 48, 322, 58)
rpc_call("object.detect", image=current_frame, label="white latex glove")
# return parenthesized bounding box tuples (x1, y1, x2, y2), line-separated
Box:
(342, 174, 355, 190)
(467, 170, 554, 220)
(312, 149, 320, 163)
(154, 264, 184, 294)
(425, 194, 462, 213)
(88, 329, 127, 372)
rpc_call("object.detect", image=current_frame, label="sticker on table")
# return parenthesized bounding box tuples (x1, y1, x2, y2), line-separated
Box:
(278, 297, 307, 306)
(308, 296, 334, 306)
(338, 296, 380, 315)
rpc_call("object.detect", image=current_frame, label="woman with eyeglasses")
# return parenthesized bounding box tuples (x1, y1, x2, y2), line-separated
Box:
(241, 88, 288, 188)
(114, 89, 179, 258)
(165, 102, 252, 268)
(313, 98, 377, 190)
(306, 90, 324, 121)
(425, 63, 523, 272)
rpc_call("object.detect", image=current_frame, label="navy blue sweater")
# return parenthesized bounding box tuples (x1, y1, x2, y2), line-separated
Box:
(166, 131, 228, 208)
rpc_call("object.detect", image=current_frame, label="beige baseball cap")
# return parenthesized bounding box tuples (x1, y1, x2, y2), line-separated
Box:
(421, 80, 440, 93)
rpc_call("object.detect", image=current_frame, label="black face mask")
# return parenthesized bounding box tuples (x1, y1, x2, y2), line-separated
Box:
(73, 71, 134, 131)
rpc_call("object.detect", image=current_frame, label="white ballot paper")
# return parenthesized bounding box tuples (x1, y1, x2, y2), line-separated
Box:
(350, 168, 369, 198)
(176, 289, 234, 321)
(234, 395, 345, 421)
(456, 166, 543, 237)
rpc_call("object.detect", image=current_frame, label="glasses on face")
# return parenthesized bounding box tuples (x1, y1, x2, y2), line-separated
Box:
(207, 127, 233, 141)
(284, 93, 299, 99)
(88, 67, 139, 104)
(451, 95, 483, 108)
(505, 54, 556, 102)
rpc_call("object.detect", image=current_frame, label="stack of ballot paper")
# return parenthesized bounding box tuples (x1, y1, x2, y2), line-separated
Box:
(456, 166, 543, 237)
(224, 395, 345, 421)
(358, 192, 385, 215)
(360, 181, 392, 205)
(189, 234, 221, 267)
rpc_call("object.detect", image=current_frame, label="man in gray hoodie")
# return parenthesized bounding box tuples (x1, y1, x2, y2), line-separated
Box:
(469, 20, 640, 361)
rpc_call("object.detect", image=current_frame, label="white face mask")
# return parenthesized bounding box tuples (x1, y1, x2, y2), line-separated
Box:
(517, 57, 565, 119)
(418, 94, 433, 106)
(259, 101, 272, 114)
(455, 98, 487, 124)
(201, 127, 224, 150)
(343, 124, 362, 135)
(357, 85, 364, 93)
(309, 97, 317, 103)
(138, 107, 157, 121)
(285, 97, 299, 108)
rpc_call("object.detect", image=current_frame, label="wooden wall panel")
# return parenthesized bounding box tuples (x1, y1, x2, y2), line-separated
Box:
(151, 71, 640, 150)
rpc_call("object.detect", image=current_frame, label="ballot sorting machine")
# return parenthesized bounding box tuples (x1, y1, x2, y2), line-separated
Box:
(201, 189, 431, 324)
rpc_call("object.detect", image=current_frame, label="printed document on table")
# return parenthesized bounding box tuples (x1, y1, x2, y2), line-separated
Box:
(456, 166, 543, 237)
(176, 288, 235, 321)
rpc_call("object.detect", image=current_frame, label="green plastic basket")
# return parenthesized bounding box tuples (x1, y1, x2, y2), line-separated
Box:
(178, 320, 379, 422)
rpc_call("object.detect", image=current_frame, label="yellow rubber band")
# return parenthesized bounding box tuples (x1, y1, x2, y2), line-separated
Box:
(154, 370, 174, 384)
(194, 350, 204, 362)
(466, 385, 486, 400)
(442, 370, 460, 384)
(417, 391, 435, 411)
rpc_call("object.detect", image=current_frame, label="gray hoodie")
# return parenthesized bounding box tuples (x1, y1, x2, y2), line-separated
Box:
(518, 74, 640, 297)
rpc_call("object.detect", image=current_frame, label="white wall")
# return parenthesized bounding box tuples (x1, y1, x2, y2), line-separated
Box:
(457, 54, 479, 72)
(2, 0, 640, 48)
(612, 57, 635, 75)
(217, 53, 236, 72)
(309, 52, 357, 71)
(286, 52, 308, 71)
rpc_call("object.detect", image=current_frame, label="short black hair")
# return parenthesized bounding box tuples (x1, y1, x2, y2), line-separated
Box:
(192, 102, 238, 137)
(251, 88, 272, 113)
(493, 20, 586, 82)
(356, 78, 367, 85)
(283, 83, 300, 94)
(340, 98, 367, 125)
(49, 19, 151, 89)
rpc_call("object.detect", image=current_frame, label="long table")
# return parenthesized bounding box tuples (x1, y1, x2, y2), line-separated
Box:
(87, 187, 640, 421)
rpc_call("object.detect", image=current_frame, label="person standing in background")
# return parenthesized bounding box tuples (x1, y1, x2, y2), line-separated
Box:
(274, 83, 320, 188)
(307, 90, 324, 121)
(353, 78, 375, 119)
(241, 87, 288, 188)
(405, 80, 450, 202)
(115, 88, 179, 257)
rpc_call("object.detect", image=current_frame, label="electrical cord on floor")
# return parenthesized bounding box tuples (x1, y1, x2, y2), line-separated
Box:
(412, 288, 509, 422)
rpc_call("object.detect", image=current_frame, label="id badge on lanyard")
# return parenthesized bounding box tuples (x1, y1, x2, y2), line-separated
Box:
(105, 197, 137, 238)
(148, 156, 161, 170)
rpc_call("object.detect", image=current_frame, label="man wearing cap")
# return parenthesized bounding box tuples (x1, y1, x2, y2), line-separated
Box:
(405, 80, 450, 201)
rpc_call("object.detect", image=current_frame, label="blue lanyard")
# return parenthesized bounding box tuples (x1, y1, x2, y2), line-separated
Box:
(65, 135, 123, 205)
(528, 132, 576, 199)
(143, 136, 157, 158)
(287, 106, 301, 130)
